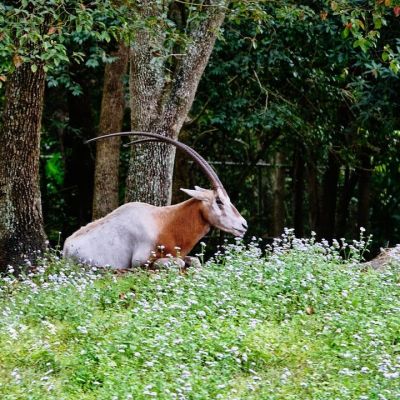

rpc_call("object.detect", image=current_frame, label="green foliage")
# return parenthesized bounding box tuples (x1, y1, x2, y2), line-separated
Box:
(185, 0, 400, 241)
(0, 235, 399, 399)
(1, 0, 398, 250)
(45, 152, 64, 186)
(329, 0, 400, 75)
(0, 0, 138, 83)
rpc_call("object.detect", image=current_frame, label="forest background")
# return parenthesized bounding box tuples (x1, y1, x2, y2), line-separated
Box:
(0, 0, 400, 271)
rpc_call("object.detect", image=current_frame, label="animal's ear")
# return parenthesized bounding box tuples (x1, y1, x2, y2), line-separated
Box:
(180, 188, 210, 201)
(194, 185, 207, 192)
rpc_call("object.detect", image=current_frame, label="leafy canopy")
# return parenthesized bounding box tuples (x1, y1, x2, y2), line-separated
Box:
(0, 0, 139, 83)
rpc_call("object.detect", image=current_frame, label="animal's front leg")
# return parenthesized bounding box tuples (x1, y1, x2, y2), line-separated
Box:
(151, 257, 186, 269)
(183, 256, 202, 269)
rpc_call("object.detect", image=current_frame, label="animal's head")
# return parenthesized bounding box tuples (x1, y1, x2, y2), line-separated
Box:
(86, 131, 248, 237)
(181, 186, 247, 237)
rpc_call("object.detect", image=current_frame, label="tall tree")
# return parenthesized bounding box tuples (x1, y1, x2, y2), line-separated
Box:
(63, 68, 97, 231)
(0, 64, 47, 271)
(319, 152, 341, 240)
(271, 153, 286, 237)
(126, 0, 230, 205)
(0, 1, 131, 269)
(292, 148, 305, 237)
(93, 43, 129, 219)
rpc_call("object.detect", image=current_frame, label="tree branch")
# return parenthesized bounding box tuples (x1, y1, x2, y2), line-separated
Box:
(161, 0, 230, 137)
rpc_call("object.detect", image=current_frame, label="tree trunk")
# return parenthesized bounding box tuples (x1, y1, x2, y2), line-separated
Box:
(292, 149, 305, 237)
(0, 64, 47, 272)
(336, 167, 358, 238)
(63, 72, 96, 236)
(171, 130, 192, 204)
(307, 158, 320, 233)
(126, 1, 229, 205)
(271, 152, 286, 237)
(318, 151, 340, 240)
(357, 156, 372, 232)
(92, 43, 129, 220)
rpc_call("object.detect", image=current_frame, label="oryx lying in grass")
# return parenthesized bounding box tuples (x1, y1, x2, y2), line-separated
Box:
(63, 132, 247, 269)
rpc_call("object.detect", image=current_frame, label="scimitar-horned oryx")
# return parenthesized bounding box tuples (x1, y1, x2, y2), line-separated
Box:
(63, 131, 247, 269)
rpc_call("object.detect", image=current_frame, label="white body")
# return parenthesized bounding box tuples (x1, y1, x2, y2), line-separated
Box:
(64, 203, 157, 268)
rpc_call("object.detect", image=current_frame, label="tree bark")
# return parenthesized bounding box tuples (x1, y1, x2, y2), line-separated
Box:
(63, 72, 96, 235)
(292, 149, 305, 237)
(92, 43, 129, 220)
(318, 151, 340, 240)
(126, 0, 229, 205)
(336, 167, 358, 238)
(171, 130, 192, 204)
(271, 152, 286, 237)
(357, 156, 372, 232)
(307, 158, 320, 233)
(0, 64, 47, 271)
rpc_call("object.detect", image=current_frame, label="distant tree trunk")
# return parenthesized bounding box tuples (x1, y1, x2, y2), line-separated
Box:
(92, 43, 129, 220)
(63, 71, 96, 235)
(357, 156, 372, 232)
(307, 158, 320, 232)
(336, 167, 358, 238)
(318, 151, 340, 240)
(0, 64, 47, 271)
(271, 152, 286, 237)
(292, 149, 305, 237)
(126, 1, 229, 205)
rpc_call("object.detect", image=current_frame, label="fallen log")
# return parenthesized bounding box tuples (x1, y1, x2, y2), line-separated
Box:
(363, 245, 400, 271)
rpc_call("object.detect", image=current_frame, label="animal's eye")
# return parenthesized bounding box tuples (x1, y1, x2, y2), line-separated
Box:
(216, 197, 223, 207)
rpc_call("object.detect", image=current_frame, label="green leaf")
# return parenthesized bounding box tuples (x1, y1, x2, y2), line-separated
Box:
(353, 38, 369, 53)
(31, 64, 37, 73)
(389, 60, 399, 74)
(45, 153, 64, 185)
(373, 15, 382, 29)
(356, 19, 365, 30)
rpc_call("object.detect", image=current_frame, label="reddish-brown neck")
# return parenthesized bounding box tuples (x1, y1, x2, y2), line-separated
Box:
(155, 199, 210, 257)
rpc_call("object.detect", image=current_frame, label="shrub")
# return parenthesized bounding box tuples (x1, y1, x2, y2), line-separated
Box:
(0, 232, 399, 399)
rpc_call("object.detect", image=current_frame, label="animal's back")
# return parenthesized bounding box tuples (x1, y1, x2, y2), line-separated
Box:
(63, 202, 158, 268)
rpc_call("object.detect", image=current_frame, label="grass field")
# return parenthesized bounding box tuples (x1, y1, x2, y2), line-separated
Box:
(1, 232, 399, 399)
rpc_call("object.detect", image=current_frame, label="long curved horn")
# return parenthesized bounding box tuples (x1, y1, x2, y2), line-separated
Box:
(86, 131, 225, 190)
